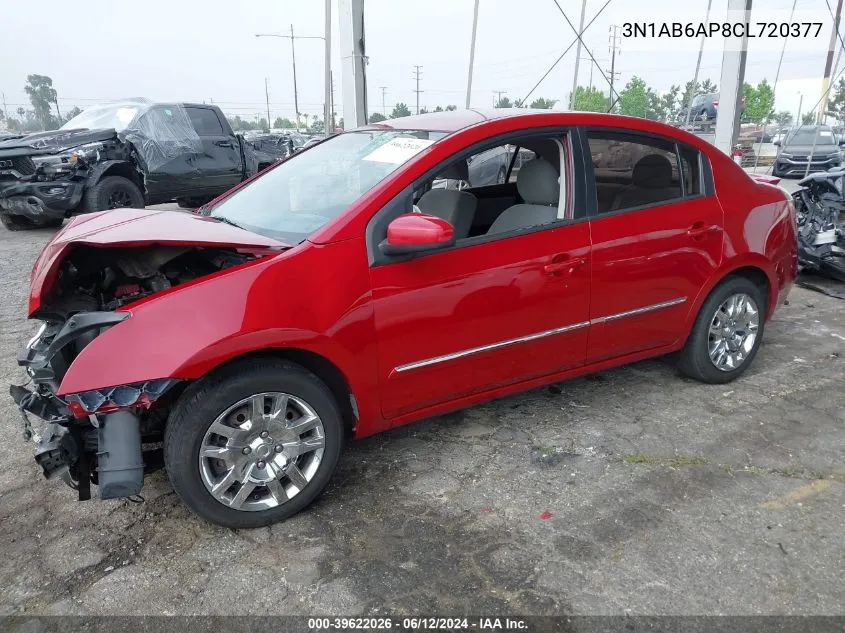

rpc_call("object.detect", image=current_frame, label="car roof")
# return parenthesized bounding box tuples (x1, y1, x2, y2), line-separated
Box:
(369, 108, 671, 134)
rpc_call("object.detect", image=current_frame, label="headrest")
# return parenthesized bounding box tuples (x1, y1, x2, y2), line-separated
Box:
(437, 160, 469, 182)
(632, 154, 673, 189)
(516, 159, 559, 206)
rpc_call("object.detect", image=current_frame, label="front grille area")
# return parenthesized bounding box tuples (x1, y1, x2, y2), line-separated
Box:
(12, 156, 36, 175)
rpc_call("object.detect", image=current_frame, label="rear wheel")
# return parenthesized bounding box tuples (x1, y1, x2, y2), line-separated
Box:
(164, 359, 344, 528)
(678, 276, 766, 384)
(82, 176, 144, 212)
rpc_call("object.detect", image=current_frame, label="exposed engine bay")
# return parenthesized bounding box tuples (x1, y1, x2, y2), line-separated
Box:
(40, 244, 256, 317)
(792, 167, 845, 282)
(12, 245, 260, 501)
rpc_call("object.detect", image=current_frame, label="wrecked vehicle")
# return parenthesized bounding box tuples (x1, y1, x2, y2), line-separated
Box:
(792, 167, 845, 281)
(11, 110, 796, 528)
(0, 100, 258, 230)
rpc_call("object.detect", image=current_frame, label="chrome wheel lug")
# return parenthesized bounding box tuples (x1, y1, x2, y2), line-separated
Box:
(260, 431, 269, 438)
(242, 447, 252, 455)
(257, 460, 266, 469)
(275, 445, 284, 453)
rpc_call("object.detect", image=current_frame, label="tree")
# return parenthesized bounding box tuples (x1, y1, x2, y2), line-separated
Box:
(801, 112, 815, 125)
(529, 97, 557, 109)
(827, 77, 845, 124)
(617, 76, 656, 119)
(273, 117, 295, 129)
(657, 85, 681, 121)
(772, 111, 793, 127)
(63, 106, 83, 123)
(494, 96, 512, 108)
(742, 79, 774, 123)
(434, 106, 444, 112)
(369, 112, 387, 123)
(310, 118, 325, 134)
(390, 102, 411, 118)
(24, 74, 58, 130)
(572, 86, 609, 112)
(419, 107, 429, 114)
(445, 105, 458, 111)
(700, 79, 718, 94)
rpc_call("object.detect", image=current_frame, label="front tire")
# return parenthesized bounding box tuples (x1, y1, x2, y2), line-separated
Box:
(164, 359, 344, 528)
(82, 176, 144, 212)
(678, 276, 766, 384)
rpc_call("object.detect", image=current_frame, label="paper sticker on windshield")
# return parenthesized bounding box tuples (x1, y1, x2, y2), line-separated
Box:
(363, 137, 434, 164)
(116, 107, 138, 123)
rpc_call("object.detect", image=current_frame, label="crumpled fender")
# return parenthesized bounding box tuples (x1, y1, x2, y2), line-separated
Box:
(55, 239, 379, 425)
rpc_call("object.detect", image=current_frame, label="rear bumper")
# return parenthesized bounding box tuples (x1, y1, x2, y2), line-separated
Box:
(0, 181, 84, 220)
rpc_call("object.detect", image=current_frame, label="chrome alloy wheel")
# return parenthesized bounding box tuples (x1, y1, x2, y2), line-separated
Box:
(199, 392, 325, 511)
(708, 293, 760, 372)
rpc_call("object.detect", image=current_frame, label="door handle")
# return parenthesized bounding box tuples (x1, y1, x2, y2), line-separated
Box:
(215, 140, 234, 148)
(687, 223, 721, 238)
(544, 256, 586, 276)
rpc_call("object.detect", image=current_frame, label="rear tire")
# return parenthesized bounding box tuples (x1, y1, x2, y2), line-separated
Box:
(164, 358, 344, 528)
(82, 176, 144, 212)
(678, 276, 766, 384)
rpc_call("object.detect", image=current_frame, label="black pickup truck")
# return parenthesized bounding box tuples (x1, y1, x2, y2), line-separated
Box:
(0, 99, 259, 230)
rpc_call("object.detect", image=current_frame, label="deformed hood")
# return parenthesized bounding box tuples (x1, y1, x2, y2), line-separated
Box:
(29, 208, 290, 315)
(0, 128, 118, 156)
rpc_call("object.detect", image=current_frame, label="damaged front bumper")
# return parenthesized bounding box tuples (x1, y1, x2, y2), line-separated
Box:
(0, 180, 84, 220)
(11, 312, 176, 501)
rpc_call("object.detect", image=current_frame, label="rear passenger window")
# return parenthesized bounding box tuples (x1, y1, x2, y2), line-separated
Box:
(186, 107, 225, 136)
(587, 132, 683, 213)
(678, 145, 701, 196)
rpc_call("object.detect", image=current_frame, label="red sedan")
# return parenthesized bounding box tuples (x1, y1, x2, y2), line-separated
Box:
(13, 110, 797, 527)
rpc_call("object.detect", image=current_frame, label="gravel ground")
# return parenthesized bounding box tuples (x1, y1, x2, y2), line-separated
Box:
(0, 217, 843, 617)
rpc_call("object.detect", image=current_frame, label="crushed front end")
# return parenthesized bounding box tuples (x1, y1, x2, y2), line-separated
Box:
(792, 168, 845, 281)
(11, 240, 263, 501)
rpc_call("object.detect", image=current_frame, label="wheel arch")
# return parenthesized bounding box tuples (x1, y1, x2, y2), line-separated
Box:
(186, 347, 359, 437)
(88, 161, 146, 197)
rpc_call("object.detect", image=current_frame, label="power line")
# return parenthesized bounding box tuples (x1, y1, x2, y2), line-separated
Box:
(413, 65, 424, 114)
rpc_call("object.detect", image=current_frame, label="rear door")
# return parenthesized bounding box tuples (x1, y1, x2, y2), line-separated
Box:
(583, 129, 723, 363)
(184, 106, 244, 194)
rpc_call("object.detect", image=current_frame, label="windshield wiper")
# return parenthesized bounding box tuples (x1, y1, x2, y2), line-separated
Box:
(210, 215, 245, 230)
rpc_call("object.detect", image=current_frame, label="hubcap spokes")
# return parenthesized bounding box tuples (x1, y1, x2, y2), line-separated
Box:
(199, 392, 325, 511)
(707, 293, 759, 372)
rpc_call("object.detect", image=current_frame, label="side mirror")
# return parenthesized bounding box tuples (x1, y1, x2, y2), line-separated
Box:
(773, 140, 781, 146)
(379, 213, 455, 256)
(838, 138, 845, 146)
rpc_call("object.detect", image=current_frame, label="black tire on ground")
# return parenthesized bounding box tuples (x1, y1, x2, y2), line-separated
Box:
(164, 358, 344, 529)
(0, 214, 62, 231)
(82, 176, 144, 212)
(677, 275, 767, 384)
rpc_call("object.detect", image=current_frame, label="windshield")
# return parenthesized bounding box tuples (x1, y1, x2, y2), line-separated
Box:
(787, 129, 835, 145)
(61, 103, 142, 132)
(208, 129, 446, 243)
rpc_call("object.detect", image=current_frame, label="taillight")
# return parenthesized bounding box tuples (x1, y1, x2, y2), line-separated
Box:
(713, 100, 719, 106)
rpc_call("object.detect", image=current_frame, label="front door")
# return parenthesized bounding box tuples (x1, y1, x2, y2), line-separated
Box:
(368, 131, 591, 419)
(184, 106, 244, 195)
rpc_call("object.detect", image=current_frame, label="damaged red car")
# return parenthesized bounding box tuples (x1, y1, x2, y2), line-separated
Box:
(12, 110, 797, 528)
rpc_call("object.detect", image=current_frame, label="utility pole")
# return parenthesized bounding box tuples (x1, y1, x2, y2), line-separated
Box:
(796, 92, 804, 126)
(465, 0, 480, 109)
(54, 96, 61, 122)
(413, 65, 423, 114)
(289, 24, 300, 129)
(264, 77, 272, 131)
(684, 0, 713, 126)
(1, 92, 7, 127)
(331, 72, 337, 130)
(324, 0, 332, 137)
(493, 90, 506, 106)
(608, 25, 622, 106)
(569, 0, 588, 110)
(379, 86, 387, 115)
(819, 0, 844, 122)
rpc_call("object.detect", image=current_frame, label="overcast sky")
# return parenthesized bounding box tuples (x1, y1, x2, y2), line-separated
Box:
(0, 0, 838, 125)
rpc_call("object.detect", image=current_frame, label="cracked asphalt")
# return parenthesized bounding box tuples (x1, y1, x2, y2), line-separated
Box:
(0, 214, 843, 617)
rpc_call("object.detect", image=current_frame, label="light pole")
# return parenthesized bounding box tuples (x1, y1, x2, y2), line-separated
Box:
(256, 27, 327, 132)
